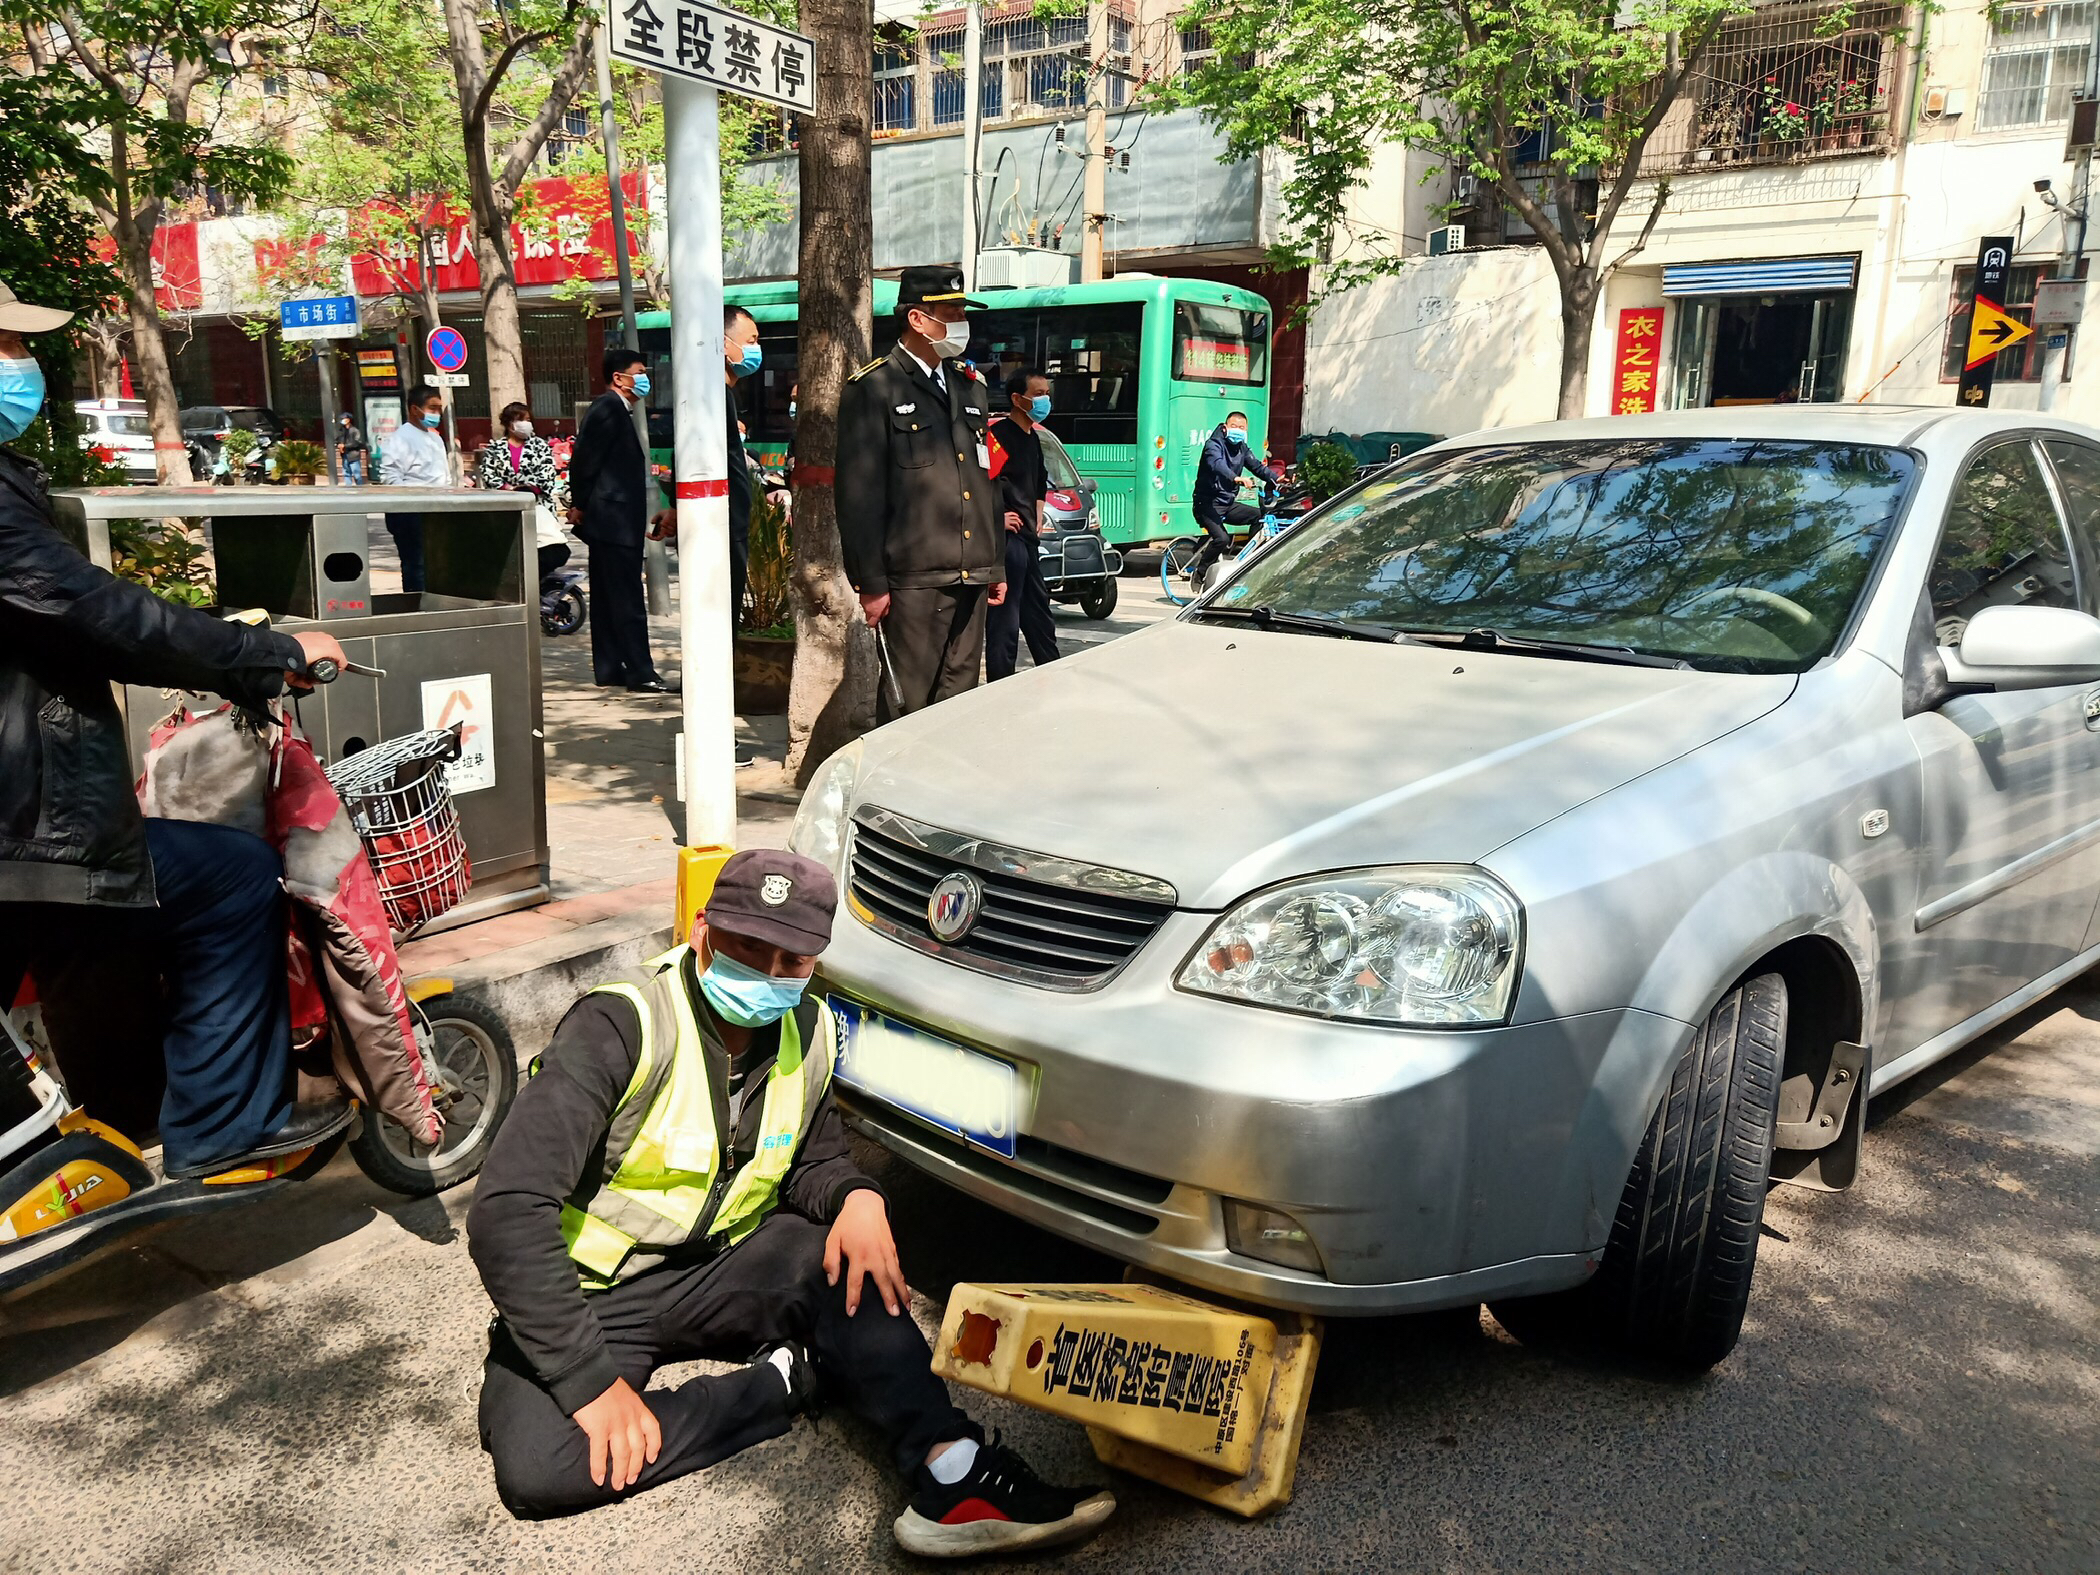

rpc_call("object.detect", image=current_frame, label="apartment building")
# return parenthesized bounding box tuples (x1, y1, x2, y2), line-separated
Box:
(1307, 0, 2100, 436)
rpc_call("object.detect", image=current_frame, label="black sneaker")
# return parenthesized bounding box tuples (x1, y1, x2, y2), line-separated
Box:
(754, 1340, 821, 1420)
(894, 1433, 1115, 1558)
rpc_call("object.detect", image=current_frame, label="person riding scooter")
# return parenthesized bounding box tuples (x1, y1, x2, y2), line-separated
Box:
(0, 282, 351, 1181)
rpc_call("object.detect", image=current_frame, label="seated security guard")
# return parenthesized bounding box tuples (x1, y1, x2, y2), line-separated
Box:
(467, 850, 1115, 1557)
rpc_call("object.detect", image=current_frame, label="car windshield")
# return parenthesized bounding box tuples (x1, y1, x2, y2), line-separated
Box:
(1040, 433, 1079, 489)
(1212, 438, 1918, 674)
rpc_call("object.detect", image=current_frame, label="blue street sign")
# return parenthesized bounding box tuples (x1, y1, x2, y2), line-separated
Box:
(279, 294, 360, 340)
(426, 326, 469, 373)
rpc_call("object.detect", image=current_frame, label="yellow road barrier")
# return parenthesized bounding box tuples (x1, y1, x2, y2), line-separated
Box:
(933, 1281, 1322, 1517)
(674, 844, 736, 944)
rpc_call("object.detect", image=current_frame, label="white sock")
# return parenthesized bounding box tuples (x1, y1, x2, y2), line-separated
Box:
(926, 1437, 979, 1485)
(767, 1346, 796, 1394)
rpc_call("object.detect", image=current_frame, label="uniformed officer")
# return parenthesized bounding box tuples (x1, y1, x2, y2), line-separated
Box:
(838, 265, 1008, 720)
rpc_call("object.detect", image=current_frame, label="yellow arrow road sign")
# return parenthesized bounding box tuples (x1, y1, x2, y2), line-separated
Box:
(1966, 297, 2035, 369)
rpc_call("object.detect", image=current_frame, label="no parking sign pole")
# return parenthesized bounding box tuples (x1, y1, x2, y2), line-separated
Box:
(608, 0, 817, 849)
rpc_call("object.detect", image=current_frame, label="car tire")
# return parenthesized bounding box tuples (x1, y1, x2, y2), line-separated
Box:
(1079, 578, 1119, 620)
(1490, 972, 1785, 1371)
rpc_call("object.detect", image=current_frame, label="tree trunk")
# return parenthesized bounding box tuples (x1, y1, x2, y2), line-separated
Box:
(784, 0, 878, 784)
(472, 216, 528, 414)
(116, 230, 185, 482)
(1557, 266, 1601, 420)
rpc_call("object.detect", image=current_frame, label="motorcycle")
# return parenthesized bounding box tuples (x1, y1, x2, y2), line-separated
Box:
(0, 677, 518, 1296)
(541, 553, 588, 637)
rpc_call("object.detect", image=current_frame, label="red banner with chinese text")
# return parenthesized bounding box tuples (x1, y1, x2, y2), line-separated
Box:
(1610, 307, 1665, 415)
(92, 222, 203, 311)
(346, 172, 647, 298)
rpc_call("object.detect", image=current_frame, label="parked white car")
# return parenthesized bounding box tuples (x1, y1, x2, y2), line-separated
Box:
(74, 399, 157, 485)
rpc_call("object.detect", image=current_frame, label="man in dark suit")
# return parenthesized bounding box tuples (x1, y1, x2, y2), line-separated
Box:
(568, 345, 669, 693)
(837, 265, 1006, 721)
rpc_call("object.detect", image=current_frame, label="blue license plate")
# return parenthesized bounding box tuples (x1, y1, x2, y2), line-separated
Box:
(829, 997, 1018, 1160)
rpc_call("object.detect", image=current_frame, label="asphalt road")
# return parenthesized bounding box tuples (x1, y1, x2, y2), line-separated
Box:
(2, 572, 2092, 1573)
(3, 963, 2093, 1574)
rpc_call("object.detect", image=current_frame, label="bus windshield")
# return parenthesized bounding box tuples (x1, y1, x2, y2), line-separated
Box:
(1173, 302, 1268, 386)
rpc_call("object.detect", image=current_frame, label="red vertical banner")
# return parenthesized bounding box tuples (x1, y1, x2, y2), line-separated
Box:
(1610, 307, 1665, 414)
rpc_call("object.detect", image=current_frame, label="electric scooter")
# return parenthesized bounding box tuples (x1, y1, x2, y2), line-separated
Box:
(0, 697, 518, 1297)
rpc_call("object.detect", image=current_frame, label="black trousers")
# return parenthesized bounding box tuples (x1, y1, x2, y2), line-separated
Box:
(730, 513, 749, 632)
(0, 820, 290, 1169)
(877, 584, 989, 722)
(1191, 502, 1259, 577)
(385, 513, 426, 593)
(985, 532, 1061, 681)
(585, 537, 658, 687)
(478, 1211, 976, 1519)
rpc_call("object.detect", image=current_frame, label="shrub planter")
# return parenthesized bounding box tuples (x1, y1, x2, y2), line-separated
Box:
(734, 632, 795, 714)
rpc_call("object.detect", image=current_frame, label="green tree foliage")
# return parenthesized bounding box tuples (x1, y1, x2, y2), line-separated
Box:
(0, 73, 121, 482)
(1167, 0, 1748, 415)
(7, 0, 301, 476)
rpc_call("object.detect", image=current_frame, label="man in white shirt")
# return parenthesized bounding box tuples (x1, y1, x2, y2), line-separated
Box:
(380, 383, 452, 591)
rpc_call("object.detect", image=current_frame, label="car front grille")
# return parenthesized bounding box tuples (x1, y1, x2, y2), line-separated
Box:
(847, 805, 1177, 990)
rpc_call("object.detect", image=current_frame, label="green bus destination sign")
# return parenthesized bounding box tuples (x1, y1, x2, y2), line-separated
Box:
(608, 0, 815, 114)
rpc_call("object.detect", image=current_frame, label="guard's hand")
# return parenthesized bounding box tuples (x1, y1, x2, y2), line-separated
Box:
(287, 631, 347, 692)
(988, 581, 1008, 606)
(572, 1377, 661, 1491)
(648, 508, 675, 541)
(1004, 510, 1025, 534)
(824, 1188, 908, 1316)
(566, 505, 583, 526)
(859, 591, 892, 628)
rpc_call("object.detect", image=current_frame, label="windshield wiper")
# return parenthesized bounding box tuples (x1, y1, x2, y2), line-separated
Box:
(1393, 626, 1692, 669)
(1191, 604, 1406, 644)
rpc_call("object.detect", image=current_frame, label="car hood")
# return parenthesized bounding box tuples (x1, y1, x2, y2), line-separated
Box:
(853, 620, 1795, 909)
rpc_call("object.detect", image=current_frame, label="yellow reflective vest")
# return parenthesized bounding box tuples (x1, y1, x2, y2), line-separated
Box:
(549, 946, 836, 1286)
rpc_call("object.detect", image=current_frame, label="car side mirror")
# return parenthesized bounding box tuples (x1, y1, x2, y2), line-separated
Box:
(1937, 603, 2100, 693)
(1077, 477, 1097, 495)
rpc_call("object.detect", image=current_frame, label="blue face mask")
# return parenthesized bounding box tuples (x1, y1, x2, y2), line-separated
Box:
(420, 410, 442, 430)
(736, 342, 763, 376)
(0, 357, 47, 444)
(631, 371, 652, 398)
(698, 946, 810, 1028)
(1029, 394, 1052, 421)
(1224, 425, 1247, 445)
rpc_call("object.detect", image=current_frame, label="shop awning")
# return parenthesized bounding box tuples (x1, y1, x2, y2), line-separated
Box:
(1662, 256, 1859, 297)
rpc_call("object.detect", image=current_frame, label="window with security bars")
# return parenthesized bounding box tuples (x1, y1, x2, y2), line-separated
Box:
(1977, 1, 2094, 129)
(1638, 0, 1905, 173)
(874, 35, 916, 135)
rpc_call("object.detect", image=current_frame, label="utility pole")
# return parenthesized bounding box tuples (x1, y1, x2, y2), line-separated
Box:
(663, 79, 736, 850)
(962, 0, 984, 288)
(1080, 0, 1107, 281)
(317, 348, 342, 484)
(2038, 16, 2099, 412)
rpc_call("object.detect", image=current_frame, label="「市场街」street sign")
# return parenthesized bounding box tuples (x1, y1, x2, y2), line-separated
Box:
(607, 0, 815, 113)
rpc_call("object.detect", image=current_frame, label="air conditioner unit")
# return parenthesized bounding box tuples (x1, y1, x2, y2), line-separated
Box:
(1428, 225, 1467, 257)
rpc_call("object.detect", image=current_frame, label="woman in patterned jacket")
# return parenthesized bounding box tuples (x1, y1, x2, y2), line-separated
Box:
(477, 400, 571, 578)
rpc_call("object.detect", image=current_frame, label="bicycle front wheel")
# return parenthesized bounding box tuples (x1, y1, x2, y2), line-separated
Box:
(1160, 537, 1205, 606)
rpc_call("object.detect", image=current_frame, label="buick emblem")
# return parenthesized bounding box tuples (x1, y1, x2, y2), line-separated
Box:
(926, 871, 984, 943)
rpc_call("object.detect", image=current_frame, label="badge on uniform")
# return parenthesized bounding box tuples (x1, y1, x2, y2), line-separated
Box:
(976, 441, 991, 471)
(895, 402, 916, 415)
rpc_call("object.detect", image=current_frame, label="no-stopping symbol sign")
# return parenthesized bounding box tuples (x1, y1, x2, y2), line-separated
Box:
(426, 326, 469, 375)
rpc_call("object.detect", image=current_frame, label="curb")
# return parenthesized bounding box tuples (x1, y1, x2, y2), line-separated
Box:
(416, 908, 676, 1059)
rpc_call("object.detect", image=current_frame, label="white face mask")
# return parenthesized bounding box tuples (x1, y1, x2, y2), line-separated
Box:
(509, 420, 533, 439)
(916, 313, 969, 358)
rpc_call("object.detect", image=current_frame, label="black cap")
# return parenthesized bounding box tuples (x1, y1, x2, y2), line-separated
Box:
(896, 264, 986, 312)
(704, 849, 837, 956)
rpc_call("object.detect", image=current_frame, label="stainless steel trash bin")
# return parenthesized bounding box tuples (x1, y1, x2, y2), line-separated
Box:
(50, 485, 551, 934)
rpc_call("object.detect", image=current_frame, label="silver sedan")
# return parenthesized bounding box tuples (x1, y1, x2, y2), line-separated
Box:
(791, 406, 2100, 1369)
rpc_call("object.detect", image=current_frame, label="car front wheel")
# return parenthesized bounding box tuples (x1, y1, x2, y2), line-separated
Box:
(1491, 972, 1785, 1371)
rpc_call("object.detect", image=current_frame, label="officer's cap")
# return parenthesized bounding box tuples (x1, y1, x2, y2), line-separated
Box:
(703, 849, 837, 956)
(896, 265, 986, 312)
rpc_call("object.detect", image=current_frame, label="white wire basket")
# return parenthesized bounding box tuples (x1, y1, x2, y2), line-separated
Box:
(325, 726, 471, 933)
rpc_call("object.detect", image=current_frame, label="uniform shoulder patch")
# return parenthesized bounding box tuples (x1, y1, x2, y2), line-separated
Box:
(846, 357, 885, 383)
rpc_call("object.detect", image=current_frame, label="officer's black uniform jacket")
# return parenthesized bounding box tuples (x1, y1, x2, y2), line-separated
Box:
(836, 343, 1004, 596)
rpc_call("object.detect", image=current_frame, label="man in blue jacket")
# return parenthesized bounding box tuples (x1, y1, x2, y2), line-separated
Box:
(1190, 411, 1271, 582)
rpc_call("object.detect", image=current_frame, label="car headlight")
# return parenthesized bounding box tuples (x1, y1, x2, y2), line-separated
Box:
(1178, 867, 1523, 1026)
(787, 742, 862, 881)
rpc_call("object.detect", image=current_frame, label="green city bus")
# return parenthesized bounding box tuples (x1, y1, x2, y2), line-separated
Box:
(635, 273, 1274, 547)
